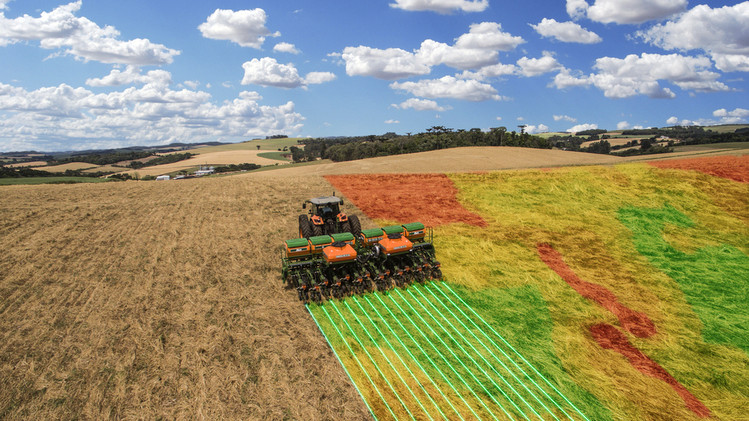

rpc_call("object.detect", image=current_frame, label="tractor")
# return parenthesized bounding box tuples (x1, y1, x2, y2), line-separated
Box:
(282, 222, 441, 303)
(298, 194, 361, 238)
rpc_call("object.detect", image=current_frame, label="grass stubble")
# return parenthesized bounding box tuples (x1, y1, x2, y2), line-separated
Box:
(0, 174, 373, 419)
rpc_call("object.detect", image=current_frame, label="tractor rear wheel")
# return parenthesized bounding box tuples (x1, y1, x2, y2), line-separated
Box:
(312, 223, 323, 236)
(341, 221, 351, 234)
(299, 215, 312, 238)
(349, 214, 361, 237)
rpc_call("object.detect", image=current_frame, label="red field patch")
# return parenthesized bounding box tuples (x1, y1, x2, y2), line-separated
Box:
(537, 243, 657, 338)
(325, 173, 487, 227)
(649, 154, 749, 183)
(591, 323, 711, 418)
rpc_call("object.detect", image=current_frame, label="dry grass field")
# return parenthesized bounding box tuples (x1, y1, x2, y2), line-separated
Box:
(82, 165, 124, 174)
(30, 162, 97, 173)
(124, 150, 286, 177)
(260, 145, 748, 177)
(0, 176, 372, 419)
(265, 146, 627, 177)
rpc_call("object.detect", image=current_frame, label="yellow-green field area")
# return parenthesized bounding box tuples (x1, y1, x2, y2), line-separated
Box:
(1, 147, 747, 420)
(311, 158, 748, 420)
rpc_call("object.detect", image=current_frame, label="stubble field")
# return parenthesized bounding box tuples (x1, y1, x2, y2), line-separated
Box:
(0, 176, 371, 419)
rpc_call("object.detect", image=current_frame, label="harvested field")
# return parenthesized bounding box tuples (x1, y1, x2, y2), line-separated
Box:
(31, 162, 97, 172)
(0, 176, 371, 419)
(649, 154, 749, 183)
(124, 150, 284, 177)
(581, 137, 646, 148)
(82, 165, 123, 173)
(258, 145, 748, 178)
(178, 138, 302, 155)
(265, 147, 627, 176)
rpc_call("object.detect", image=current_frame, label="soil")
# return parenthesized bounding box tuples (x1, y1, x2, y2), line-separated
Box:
(649, 154, 749, 183)
(537, 243, 656, 338)
(590, 323, 711, 418)
(0, 176, 372, 420)
(324, 173, 487, 227)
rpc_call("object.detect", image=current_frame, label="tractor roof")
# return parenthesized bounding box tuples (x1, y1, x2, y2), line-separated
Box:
(308, 196, 342, 205)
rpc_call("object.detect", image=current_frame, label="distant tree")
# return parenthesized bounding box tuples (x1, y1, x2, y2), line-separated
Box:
(583, 140, 611, 154)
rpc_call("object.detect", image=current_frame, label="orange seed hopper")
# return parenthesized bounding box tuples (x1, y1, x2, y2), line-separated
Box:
(323, 242, 358, 264)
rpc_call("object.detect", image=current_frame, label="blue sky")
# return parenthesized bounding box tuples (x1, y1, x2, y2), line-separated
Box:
(0, 0, 747, 151)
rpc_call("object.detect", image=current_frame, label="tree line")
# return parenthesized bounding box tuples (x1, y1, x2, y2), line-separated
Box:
(289, 126, 552, 163)
(621, 126, 749, 146)
(0, 166, 119, 179)
(51, 151, 153, 166)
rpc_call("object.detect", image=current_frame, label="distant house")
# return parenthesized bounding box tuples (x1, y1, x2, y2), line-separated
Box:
(156, 175, 170, 181)
(194, 166, 214, 176)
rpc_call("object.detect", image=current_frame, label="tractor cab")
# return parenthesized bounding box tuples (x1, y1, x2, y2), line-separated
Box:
(304, 196, 343, 219)
(300, 194, 359, 237)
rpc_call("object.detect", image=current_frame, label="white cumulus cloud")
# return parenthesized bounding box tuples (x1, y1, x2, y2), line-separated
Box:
(516, 52, 561, 77)
(0, 78, 304, 151)
(552, 53, 730, 98)
(417, 39, 498, 70)
(567, 123, 598, 133)
(341, 46, 430, 80)
(392, 98, 449, 111)
(531, 18, 601, 44)
(554, 114, 577, 122)
(585, 0, 687, 24)
(638, 3, 749, 72)
(666, 116, 698, 126)
(198, 8, 279, 48)
(713, 107, 749, 124)
(524, 124, 549, 134)
(0, 1, 179, 65)
(566, 0, 589, 19)
(458, 62, 518, 81)
(389, 0, 488, 14)
(390, 76, 503, 101)
(273, 42, 300, 54)
(241, 57, 336, 89)
(453, 22, 525, 51)
(342, 22, 524, 79)
(85, 66, 172, 87)
(304, 71, 337, 85)
(242, 58, 304, 88)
